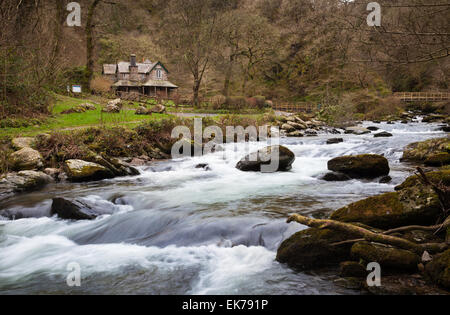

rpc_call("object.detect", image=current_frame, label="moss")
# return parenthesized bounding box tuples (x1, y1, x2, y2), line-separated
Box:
(351, 242, 420, 272)
(402, 138, 450, 163)
(424, 152, 450, 167)
(425, 249, 450, 289)
(276, 227, 360, 269)
(327, 154, 389, 178)
(330, 189, 441, 229)
(395, 169, 450, 190)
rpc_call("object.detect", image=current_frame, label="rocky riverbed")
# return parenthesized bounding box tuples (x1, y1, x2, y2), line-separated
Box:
(0, 116, 449, 294)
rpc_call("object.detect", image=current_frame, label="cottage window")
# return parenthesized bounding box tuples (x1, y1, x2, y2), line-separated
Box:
(156, 69, 162, 79)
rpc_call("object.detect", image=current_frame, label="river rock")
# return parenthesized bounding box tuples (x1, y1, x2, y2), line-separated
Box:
(340, 261, 367, 278)
(9, 147, 43, 171)
(345, 126, 371, 135)
(236, 145, 295, 172)
(331, 174, 442, 229)
(64, 159, 114, 182)
(327, 154, 389, 179)
(424, 152, 450, 167)
(425, 249, 450, 289)
(11, 137, 34, 150)
(422, 114, 446, 123)
(401, 137, 449, 164)
(287, 121, 306, 130)
(326, 138, 343, 145)
(51, 198, 99, 220)
(351, 241, 420, 272)
(281, 123, 296, 132)
(286, 131, 303, 137)
(367, 126, 379, 131)
(374, 131, 393, 138)
(0, 171, 52, 199)
(276, 227, 360, 269)
(321, 172, 351, 181)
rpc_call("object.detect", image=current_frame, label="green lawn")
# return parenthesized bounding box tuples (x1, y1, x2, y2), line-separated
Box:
(0, 95, 170, 137)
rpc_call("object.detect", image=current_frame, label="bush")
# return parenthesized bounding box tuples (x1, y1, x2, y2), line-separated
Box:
(90, 76, 113, 95)
(225, 96, 248, 110)
(210, 94, 227, 109)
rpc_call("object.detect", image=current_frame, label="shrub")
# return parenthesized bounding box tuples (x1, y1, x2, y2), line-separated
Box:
(210, 94, 227, 109)
(225, 96, 248, 110)
(90, 76, 113, 95)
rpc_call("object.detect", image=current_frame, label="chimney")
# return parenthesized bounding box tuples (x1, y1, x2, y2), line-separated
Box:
(130, 54, 136, 67)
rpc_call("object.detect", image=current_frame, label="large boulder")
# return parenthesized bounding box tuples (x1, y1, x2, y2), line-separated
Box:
(107, 98, 122, 108)
(351, 241, 420, 272)
(401, 138, 449, 164)
(327, 154, 390, 179)
(9, 147, 43, 171)
(64, 159, 114, 182)
(331, 176, 442, 229)
(236, 145, 295, 172)
(51, 198, 101, 220)
(424, 152, 450, 167)
(326, 138, 343, 145)
(374, 131, 393, 138)
(276, 227, 360, 269)
(281, 123, 296, 132)
(0, 171, 52, 193)
(425, 249, 450, 289)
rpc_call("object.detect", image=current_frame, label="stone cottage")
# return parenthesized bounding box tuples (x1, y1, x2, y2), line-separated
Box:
(102, 54, 178, 98)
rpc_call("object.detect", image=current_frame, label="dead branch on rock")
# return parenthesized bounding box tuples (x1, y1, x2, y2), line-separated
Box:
(287, 214, 448, 255)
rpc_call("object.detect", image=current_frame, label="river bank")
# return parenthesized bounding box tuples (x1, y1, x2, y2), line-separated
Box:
(0, 113, 449, 295)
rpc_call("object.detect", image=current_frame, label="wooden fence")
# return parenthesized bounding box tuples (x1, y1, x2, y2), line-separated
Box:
(393, 92, 450, 102)
(271, 103, 316, 113)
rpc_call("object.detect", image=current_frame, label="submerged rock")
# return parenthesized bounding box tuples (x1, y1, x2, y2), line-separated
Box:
(327, 154, 390, 179)
(9, 147, 43, 171)
(374, 131, 393, 138)
(367, 126, 379, 131)
(351, 241, 420, 272)
(236, 145, 295, 172)
(326, 138, 343, 145)
(276, 227, 360, 269)
(321, 172, 351, 182)
(64, 159, 114, 182)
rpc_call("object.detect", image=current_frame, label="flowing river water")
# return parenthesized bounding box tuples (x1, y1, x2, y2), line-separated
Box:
(0, 120, 447, 294)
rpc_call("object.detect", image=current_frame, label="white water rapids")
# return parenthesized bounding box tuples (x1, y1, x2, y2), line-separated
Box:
(0, 120, 446, 294)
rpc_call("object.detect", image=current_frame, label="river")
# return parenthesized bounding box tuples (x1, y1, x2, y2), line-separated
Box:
(0, 120, 446, 294)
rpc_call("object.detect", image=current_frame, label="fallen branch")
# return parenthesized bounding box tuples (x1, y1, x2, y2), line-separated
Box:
(287, 214, 448, 254)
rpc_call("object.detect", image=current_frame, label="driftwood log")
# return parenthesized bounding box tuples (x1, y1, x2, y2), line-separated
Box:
(287, 214, 448, 255)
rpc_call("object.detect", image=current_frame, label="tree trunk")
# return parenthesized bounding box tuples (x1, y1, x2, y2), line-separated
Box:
(223, 55, 234, 97)
(193, 78, 201, 107)
(85, 0, 101, 91)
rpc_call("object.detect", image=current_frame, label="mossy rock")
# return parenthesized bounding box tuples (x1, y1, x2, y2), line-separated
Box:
(236, 145, 295, 172)
(9, 147, 44, 171)
(64, 159, 114, 182)
(351, 241, 420, 272)
(425, 249, 450, 289)
(395, 169, 450, 190)
(424, 152, 450, 167)
(401, 138, 450, 163)
(330, 189, 441, 229)
(327, 154, 389, 179)
(276, 227, 360, 269)
(340, 261, 367, 278)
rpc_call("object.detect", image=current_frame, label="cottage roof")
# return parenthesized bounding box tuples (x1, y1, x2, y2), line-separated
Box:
(103, 64, 117, 75)
(117, 61, 155, 74)
(112, 79, 178, 88)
